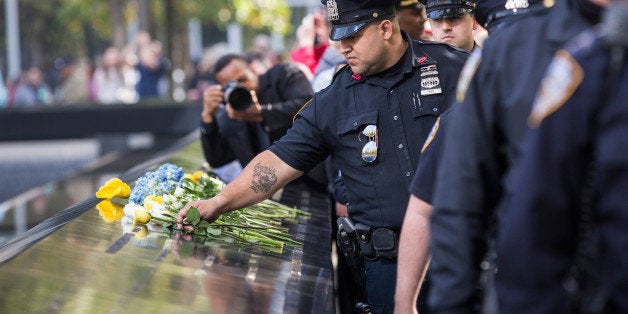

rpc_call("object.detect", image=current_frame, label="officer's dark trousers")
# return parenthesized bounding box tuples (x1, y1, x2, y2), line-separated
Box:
(365, 258, 397, 314)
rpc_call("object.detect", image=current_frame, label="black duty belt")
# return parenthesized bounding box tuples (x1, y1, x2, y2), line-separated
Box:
(345, 220, 398, 260)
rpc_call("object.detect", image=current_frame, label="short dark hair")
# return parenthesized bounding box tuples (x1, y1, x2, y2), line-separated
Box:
(213, 53, 247, 74)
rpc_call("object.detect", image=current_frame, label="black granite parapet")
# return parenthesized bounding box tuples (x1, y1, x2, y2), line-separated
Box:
(0, 134, 335, 313)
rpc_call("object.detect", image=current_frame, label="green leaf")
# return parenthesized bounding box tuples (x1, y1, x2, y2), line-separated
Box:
(177, 241, 195, 259)
(186, 206, 201, 225)
(109, 197, 129, 206)
(198, 220, 212, 229)
(206, 227, 221, 236)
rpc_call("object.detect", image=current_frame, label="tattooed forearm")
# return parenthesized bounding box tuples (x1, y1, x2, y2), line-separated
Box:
(250, 162, 278, 194)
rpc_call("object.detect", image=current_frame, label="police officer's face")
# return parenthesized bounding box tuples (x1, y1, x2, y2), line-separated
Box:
(429, 13, 476, 52)
(338, 20, 394, 76)
(397, 7, 426, 41)
(215, 59, 259, 92)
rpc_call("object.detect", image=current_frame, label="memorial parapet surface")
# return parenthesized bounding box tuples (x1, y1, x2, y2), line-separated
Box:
(0, 134, 334, 313)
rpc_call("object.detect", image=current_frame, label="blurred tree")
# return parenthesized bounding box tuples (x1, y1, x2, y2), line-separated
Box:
(0, 0, 292, 99)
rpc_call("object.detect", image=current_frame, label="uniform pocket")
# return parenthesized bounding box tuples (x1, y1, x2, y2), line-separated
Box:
(411, 94, 445, 119)
(337, 110, 379, 135)
(336, 110, 379, 166)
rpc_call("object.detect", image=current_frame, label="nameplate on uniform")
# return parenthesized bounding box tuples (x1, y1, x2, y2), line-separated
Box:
(420, 65, 442, 96)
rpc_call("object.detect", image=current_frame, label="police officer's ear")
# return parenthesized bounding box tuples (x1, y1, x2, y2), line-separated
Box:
(377, 19, 395, 40)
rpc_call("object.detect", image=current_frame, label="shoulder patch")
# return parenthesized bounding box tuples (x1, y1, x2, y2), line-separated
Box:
(456, 48, 482, 103)
(293, 98, 312, 123)
(334, 63, 348, 73)
(421, 116, 440, 153)
(528, 50, 584, 128)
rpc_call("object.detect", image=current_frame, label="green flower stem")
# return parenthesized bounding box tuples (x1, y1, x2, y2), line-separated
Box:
(151, 216, 174, 223)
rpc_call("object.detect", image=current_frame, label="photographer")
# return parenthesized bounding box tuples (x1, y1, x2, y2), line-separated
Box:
(200, 53, 319, 185)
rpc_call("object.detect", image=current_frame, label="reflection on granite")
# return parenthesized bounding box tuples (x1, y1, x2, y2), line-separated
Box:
(0, 137, 334, 313)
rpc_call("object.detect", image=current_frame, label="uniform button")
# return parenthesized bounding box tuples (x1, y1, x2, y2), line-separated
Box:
(353, 122, 358, 126)
(398, 144, 403, 149)
(405, 172, 411, 177)
(389, 90, 393, 94)
(393, 115, 399, 120)
(432, 108, 438, 112)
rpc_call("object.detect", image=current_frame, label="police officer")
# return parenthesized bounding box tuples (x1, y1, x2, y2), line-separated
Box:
(427, 0, 606, 312)
(496, 3, 627, 312)
(422, 0, 478, 51)
(396, 0, 430, 41)
(177, 0, 469, 312)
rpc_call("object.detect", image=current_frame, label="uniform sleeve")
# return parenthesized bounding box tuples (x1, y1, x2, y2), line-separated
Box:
(494, 110, 584, 313)
(268, 95, 329, 173)
(261, 63, 314, 133)
(495, 51, 594, 313)
(409, 109, 451, 204)
(428, 63, 502, 313)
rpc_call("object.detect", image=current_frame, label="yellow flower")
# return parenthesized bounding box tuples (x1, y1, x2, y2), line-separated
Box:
(95, 178, 131, 199)
(96, 200, 125, 223)
(143, 195, 162, 210)
(134, 207, 152, 224)
(184, 170, 205, 182)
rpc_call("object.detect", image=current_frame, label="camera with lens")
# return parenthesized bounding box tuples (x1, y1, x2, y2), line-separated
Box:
(222, 81, 253, 111)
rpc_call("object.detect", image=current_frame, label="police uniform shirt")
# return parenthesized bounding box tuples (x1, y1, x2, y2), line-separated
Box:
(269, 33, 468, 229)
(495, 29, 628, 313)
(428, 1, 593, 311)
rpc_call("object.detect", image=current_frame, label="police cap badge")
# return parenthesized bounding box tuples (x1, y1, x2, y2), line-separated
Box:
(321, 0, 396, 41)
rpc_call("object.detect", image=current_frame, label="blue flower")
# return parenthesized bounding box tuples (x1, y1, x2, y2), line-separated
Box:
(129, 163, 184, 204)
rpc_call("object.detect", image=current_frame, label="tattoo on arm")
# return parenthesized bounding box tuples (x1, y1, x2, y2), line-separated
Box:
(250, 162, 278, 194)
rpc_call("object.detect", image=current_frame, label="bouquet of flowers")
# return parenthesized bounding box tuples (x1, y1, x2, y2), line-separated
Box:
(95, 163, 309, 252)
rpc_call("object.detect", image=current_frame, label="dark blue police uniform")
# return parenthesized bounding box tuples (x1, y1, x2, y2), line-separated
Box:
(428, 0, 598, 312)
(408, 106, 455, 204)
(268, 1, 468, 312)
(495, 11, 628, 313)
(271, 37, 466, 229)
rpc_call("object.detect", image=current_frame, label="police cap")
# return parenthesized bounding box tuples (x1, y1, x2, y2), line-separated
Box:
(420, 0, 476, 19)
(474, 0, 549, 28)
(322, 0, 396, 41)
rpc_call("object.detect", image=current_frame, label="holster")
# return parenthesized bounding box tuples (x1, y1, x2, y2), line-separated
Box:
(354, 223, 398, 260)
(336, 217, 369, 308)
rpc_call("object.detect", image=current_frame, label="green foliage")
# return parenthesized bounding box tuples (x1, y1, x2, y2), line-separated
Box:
(2, 0, 293, 70)
(158, 173, 310, 253)
(178, 0, 292, 34)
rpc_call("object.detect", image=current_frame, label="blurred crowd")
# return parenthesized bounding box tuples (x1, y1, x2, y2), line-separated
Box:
(0, 31, 173, 108)
(0, 3, 446, 109)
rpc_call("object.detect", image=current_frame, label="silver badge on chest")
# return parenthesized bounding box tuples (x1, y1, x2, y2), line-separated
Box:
(420, 64, 442, 96)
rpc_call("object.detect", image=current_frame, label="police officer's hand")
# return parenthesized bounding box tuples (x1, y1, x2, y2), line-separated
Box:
(176, 196, 227, 232)
(201, 84, 223, 124)
(226, 90, 263, 123)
